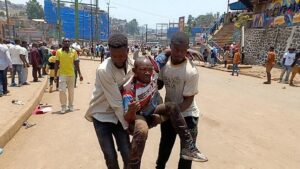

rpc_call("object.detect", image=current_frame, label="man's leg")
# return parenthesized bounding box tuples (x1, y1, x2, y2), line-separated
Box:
(2, 68, 8, 93)
(11, 65, 17, 85)
(16, 65, 23, 85)
(32, 66, 38, 81)
(113, 122, 131, 169)
(128, 116, 149, 169)
(289, 66, 299, 86)
(66, 76, 75, 110)
(279, 66, 287, 82)
(58, 76, 67, 112)
(178, 117, 199, 169)
(0, 69, 3, 95)
(92, 118, 121, 169)
(156, 120, 177, 169)
(285, 66, 292, 82)
(22, 67, 28, 84)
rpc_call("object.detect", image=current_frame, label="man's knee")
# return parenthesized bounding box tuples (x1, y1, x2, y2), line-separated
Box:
(134, 120, 149, 141)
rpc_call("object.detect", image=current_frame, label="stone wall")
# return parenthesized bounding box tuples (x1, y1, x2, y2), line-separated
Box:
(244, 26, 298, 65)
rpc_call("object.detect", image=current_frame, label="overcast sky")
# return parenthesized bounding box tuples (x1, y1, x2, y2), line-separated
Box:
(13, 0, 237, 28)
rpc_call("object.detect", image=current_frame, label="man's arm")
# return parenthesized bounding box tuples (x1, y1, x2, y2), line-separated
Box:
(179, 96, 195, 112)
(98, 68, 129, 129)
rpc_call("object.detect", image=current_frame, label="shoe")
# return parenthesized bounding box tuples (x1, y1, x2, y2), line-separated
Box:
(263, 81, 271, 84)
(3, 90, 10, 95)
(17, 84, 22, 87)
(60, 106, 67, 114)
(290, 83, 295, 86)
(23, 82, 30, 85)
(181, 147, 208, 162)
(49, 85, 53, 93)
(10, 83, 17, 87)
(69, 105, 74, 112)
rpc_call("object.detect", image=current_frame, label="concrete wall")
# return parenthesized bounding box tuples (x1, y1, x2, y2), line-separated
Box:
(244, 26, 300, 65)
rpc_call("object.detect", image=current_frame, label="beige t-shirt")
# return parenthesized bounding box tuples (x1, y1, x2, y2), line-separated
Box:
(159, 57, 200, 117)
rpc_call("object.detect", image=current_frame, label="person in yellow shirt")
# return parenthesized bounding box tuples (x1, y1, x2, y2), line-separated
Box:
(232, 48, 241, 76)
(54, 38, 83, 113)
(46, 50, 59, 93)
(264, 47, 276, 84)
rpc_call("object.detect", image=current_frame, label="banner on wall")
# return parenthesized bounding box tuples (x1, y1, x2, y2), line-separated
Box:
(293, 13, 300, 23)
(267, 0, 300, 9)
(252, 13, 266, 28)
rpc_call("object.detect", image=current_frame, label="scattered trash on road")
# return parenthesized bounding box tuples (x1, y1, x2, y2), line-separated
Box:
(282, 87, 286, 89)
(32, 104, 53, 115)
(23, 121, 36, 129)
(12, 100, 24, 105)
(0, 148, 3, 155)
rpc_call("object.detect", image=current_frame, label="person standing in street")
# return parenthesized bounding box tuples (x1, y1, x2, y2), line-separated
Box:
(30, 43, 42, 82)
(54, 38, 83, 113)
(279, 48, 296, 83)
(264, 46, 276, 84)
(223, 49, 230, 68)
(9, 39, 27, 87)
(85, 34, 133, 169)
(21, 41, 30, 85)
(232, 48, 241, 76)
(155, 32, 208, 169)
(0, 38, 12, 97)
(289, 52, 300, 86)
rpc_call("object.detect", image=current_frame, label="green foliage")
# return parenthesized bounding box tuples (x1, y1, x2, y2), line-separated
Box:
(234, 13, 251, 29)
(125, 19, 139, 35)
(185, 13, 217, 37)
(26, 0, 44, 19)
(0, 11, 5, 17)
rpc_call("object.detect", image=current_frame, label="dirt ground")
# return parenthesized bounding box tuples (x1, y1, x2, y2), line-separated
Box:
(0, 58, 299, 169)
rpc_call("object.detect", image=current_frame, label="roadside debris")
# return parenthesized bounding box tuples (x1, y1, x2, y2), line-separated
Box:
(12, 100, 24, 105)
(0, 148, 3, 155)
(23, 121, 36, 129)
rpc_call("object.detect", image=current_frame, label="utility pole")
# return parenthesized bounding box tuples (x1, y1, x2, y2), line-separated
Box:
(95, 0, 99, 42)
(5, 0, 10, 38)
(75, 0, 79, 40)
(107, 0, 110, 38)
(145, 24, 148, 43)
(57, 0, 62, 43)
(227, 0, 230, 13)
(90, 0, 93, 44)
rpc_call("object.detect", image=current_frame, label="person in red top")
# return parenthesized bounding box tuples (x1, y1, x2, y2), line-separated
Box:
(264, 46, 276, 84)
(122, 56, 207, 169)
(30, 43, 42, 82)
(232, 48, 241, 76)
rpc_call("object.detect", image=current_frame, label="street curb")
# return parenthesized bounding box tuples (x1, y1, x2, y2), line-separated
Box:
(0, 78, 48, 148)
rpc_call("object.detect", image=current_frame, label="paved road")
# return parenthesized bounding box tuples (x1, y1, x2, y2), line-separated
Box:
(0, 59, 299, 169)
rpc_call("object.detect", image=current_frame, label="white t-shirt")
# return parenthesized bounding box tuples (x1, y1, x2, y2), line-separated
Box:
(21, 47, 29, 63)
(9, 44, 25, 65)
(283, 52, 296, 66)
(159, 57, 200, 117)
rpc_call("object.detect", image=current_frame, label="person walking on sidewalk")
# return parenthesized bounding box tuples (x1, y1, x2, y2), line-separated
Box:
(232, 48, 241, 76)
(155, 32, 208, 169)
(264, 46, 276, 84)
(289, 52, 300, 86)
(0, 38, 12, 97)
(54, 38, 83, 113)
(279, 48, 296, 83)
(223, 49, 230, 68)
(85, 34, 133, 169)
(123, 56, 207, 169)
(21, 41, 30, 85)
(9, 39, 27, 87)
(30, 43, 42, 82)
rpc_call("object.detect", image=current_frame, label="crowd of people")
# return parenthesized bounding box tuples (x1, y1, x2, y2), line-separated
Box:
(264, 1, 300, 18)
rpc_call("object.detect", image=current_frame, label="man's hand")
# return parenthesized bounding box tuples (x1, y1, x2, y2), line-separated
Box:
(148, 114, 161, 128)
(79, 75, 83, 81)
(124, 101, 140, 123)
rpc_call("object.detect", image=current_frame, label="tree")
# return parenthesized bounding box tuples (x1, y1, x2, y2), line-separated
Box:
(186, 15, 195, 37)
(0, 11, 5, 17)
(26, 0, 44, 19)
(234, 13, 251, 29)
(125, 19, 139, 35)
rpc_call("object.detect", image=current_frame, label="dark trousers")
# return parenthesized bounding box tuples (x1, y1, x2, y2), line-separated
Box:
(0, 68, 8, 94)
(32, 66, 39, 81)
(49, 77, 59, 88)
(93, 118, 130, 169)
(224, 60, 228, 68)
(156, 116, 199, 169)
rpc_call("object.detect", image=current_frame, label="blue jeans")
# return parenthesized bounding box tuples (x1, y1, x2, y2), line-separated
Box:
(93, 118, 130, 169)
(279, 65, 292, 82)
(12, 64, 23, 85)
(232, 64, 239, 75)
(0, 68, 8, 94)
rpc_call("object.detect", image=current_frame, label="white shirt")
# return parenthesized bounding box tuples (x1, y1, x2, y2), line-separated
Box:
(9, 44, 25, 65)
(21, 47, 29, 63)
(0, 44, 12, 70)
(283, 52, 296, 66)
(86, 58, 134, 129)
(159, 57, 200, 117)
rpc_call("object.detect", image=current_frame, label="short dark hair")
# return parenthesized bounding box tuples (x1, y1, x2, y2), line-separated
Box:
(171, 32, 189, 46)
(108, 33, 128, 48)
